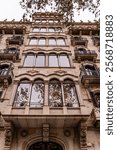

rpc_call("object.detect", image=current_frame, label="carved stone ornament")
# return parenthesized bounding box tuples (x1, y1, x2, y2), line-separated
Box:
(27, 69, 39, 75)
(4, 122, 14, 149)
(54, 70, 67, 75)
(80, 122, 87, 150)
(43, 124, 49, 142)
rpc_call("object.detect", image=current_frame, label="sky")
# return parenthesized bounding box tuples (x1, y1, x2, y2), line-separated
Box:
(0, 0, 98, 21)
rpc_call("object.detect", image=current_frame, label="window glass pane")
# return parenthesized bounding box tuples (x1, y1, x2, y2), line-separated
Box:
(42, 20, 46, 23)
(29, 38, 37, 45)
(30, 80, 44, 107)
(35, 19, 40, 22)
(63, 79, 79, 107)
(48, 20, 54, 23)
(49, 79, 62, 107)
(48, 38, 56, 45)
(49, 54, 58, 67)
(38, 38, 46, 45)
(59, 55, 70, 67)
(35, 54, 45, 67)
(40, 28, 47, 32)
(57, 38, 65, 45)
(32, 28, 39, 32)
(48, 28, 55, 32)
(24, 54, 35, 67)
(14, 82, 30, 107)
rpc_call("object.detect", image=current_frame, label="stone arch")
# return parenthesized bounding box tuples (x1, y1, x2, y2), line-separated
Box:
(23, 135, 67, 150)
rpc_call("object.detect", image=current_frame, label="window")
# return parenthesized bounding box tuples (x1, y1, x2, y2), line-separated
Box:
(30, 79, 44, 107)
(35, 53, 45, 67)
(48, 20, 54, 23)
(24, 53, 35, 67)
(14, 79, 44, 107)
(48, 38, 56, 45)
(49, 54, 58, 67)
(29, 38, 38, 45)
(90, 91, 100, 108)
(56, 27, 62, 32)
(14, 79, 30, 107)
(32, 28, 39, 32)
(57, 38, 65, 45)
(48, 27, 55, 32)
(38, 38, 46, 45)
(49, 79, 62, 107)
(63, 79, 79, 107)
(40, 27, 47, 32)
(59, 54, 70, 67)
(42, 20, 46, 23)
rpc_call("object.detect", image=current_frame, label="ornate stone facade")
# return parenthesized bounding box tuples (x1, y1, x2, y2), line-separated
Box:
(0, 12, 100, 150)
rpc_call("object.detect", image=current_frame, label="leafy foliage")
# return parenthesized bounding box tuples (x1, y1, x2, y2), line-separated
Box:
(20, 0, 100, 21)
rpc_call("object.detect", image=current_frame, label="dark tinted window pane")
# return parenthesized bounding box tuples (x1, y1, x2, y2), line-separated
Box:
(49, 54, 58, 67)
(59, 55, 70, 67)
(35, 54, 45, 67)
(24, 55, 35, 67)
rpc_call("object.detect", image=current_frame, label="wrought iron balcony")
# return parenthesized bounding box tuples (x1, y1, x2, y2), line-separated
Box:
(6, 35, 24, 45)
(92, 35, 100, 46)
(0, 47, 19, 62)
(0, 64, 13, 87)
(71, 36, 88, 46)
(74, 48, 97, 62)
(80, 67, 100, 86)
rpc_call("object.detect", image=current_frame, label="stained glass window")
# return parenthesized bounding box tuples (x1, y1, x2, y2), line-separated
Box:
(14, 79, 30, 107)
(63, 79, 79, 107)
(49, 79, 63, 107)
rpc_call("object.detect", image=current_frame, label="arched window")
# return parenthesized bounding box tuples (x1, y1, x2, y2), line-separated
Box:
(48, 38, 56, 45)
(30, 79, 44, 107)
(57, 38, 65, 46)
(24, 53, 35, 67)
(35, 53, 45, 67)
(59, 54, 70, 67)
(63, 79, 79, 107)
(29, 37, 38, 45)
(48, 20, 54, 23)
(49, 54, 58, 67)
(32, 28, 39, 32)
(42, 20, 46, 23)
(38, 38, 46, 45)
(49, 79, 63, 107)
(14, 79, 30, 107)
(48, 27, 55, 32)
(40, 27, 47, 32)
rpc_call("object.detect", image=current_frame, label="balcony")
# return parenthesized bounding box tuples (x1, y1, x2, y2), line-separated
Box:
(0, 64, 13, 87)
(6, 35, 24, 45)
(71, 36, 88, 46)
(92, 35, 100, 46)
(74, 48, 97, 62)
(0, 47, 19, 62)
(80, 66, 100, 86)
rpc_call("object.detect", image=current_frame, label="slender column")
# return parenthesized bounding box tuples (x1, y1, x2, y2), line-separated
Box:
(43, 81, 49, 114)
(61, 81, 67, 114)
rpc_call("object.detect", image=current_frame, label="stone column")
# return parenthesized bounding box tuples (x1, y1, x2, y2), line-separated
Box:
(4, 122, 14, 150)
(43, 81, 49, 114)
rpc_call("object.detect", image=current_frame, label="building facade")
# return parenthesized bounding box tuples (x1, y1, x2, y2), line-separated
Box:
(0, 12, 100, 150)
